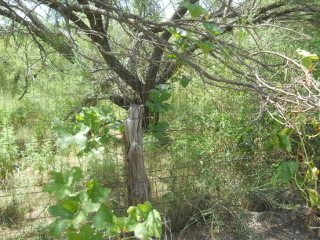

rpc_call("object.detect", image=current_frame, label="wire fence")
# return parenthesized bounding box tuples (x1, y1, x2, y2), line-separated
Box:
(0, 70, 292, 240)
(0, 80, 229, 239)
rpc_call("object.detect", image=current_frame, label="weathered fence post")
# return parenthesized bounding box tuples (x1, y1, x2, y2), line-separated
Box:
(123, 104, 151, 206)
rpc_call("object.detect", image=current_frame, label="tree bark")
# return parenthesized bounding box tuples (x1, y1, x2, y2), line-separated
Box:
(123, 104, 151, 206)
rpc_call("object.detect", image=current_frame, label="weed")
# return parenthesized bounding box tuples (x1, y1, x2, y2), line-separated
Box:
(0, 198, 26, 227)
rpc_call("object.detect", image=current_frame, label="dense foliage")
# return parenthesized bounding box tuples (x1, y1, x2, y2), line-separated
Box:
(0, 0, 320, 239)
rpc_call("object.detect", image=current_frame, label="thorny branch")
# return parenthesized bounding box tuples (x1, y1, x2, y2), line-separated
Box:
(0, 0, 319, 126)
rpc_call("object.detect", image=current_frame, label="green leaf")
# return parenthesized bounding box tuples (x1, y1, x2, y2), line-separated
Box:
(166, 27, 181, 38)
(176, 38, 192, 50)
(179, 2, 207, 18)
(81, 108, 100, 132)
(99, 106, 112, 117)
(52, 125, 73, 136)
(93, 203, 114, 231)
(86, 179, 111, 203)
(193, 40, 215, 53)
(296, 49, 319, 69)
(43, 171, 64, 192)
(64, 167, 83, 185)
(168, 54, 178, 59)
(277, 127, 293, 152)
(126, 206, 139, 232)
(117, 217, 127, 229)
(54, 124, 89, 150)
(82, 201, 101, 213)
(149, 89, 171, 103)
(72, 211, 87, 228)
(171, 76, 191, 88)
(43, 176, 72, 200)
(106, 222, 121, 236)
(48, 199, 78, 219)
(179, 76, 191, 88)
(49, 218, 71, 236)
(67, 224, 103, 240)
(145, 210, 162, 238)
(271, 161, 298, 185)
(203, 23, 224, 36)
(136, 201, 153, 220)
(134, 207, 162, 240)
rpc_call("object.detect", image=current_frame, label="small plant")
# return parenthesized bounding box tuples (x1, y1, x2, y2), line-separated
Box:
(271, 115, 320, 230)
(0, 117, 19, 180)
(42, 167, 162, 240)
(0, 198, 26, 227)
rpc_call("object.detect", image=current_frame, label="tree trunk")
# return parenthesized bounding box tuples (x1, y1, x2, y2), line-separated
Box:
(123, 104, 151, 206)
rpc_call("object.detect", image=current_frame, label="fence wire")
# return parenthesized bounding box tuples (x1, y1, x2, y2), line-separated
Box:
(0, 76, 286, 239)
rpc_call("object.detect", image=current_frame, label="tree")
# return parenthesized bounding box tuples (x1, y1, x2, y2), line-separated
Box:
(0, 0, 319, 129)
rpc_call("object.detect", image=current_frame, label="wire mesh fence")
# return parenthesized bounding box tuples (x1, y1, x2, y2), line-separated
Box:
(0, 80, 226, 239)
(0, 72, 301, 239)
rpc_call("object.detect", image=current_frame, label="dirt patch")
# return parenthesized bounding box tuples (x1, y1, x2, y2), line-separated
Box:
(176, 209, 320, 240)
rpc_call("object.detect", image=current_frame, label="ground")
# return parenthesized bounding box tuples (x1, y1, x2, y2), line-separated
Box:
(176, 209, 320, 240)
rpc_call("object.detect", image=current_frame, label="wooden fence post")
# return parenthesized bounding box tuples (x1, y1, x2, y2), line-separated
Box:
(123, 104, 151, 206)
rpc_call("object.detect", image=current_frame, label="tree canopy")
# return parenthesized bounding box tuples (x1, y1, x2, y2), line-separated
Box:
(0, 0, 320, 127)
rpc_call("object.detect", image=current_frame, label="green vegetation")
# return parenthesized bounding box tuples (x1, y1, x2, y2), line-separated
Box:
(0, 0, 320, 239)
(42, 167, 162, 240)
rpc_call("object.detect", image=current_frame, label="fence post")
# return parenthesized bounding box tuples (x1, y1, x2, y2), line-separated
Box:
(123, 104, 151, 206)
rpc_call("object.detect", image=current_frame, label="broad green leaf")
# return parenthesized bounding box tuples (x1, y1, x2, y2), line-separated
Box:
(126, 206, 139, 231)
(105, 114, 117, 123)
(134, 224, 152, 240)
(149, 89, 171, 103)
(86, 179, 111, 203)
(271, 161, 298, 185)
(297, 49, 319, 60)
(42, 171, 64, 192)
(277, 128, 293, 152)
(134, 209, 162, 240)
(99, 106, 112, 117)
(146, 210, 162, 238)
(193, 40, 215, 53)
(296, 49, 319, 69)
(64, 167, 83, 185)
(136, 201, 153, 220)
(179, 2, 207, 18)
(55, 185, 73, 200)
(82, 108, 100, 132)
(154, 103, 173, 114)
(82, 201, 101, 213)
(106, 222, 121, 237)
(52, 125, 73, 136)
(49, 218, 71, 236)
(179, 76, 191, 88)
(203, 23, 224, 36)
(67, 224, 103, 240)
(54, 124, 89, 150)
(93, 203, 114, 231)
(148, 121, 170, 139)
(72, 211, 87, 228)
(48, 199, 78, 218)
(117, 217, 127, 229)
(42, 171, 75, 200)
(49, 204, 74, 219)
